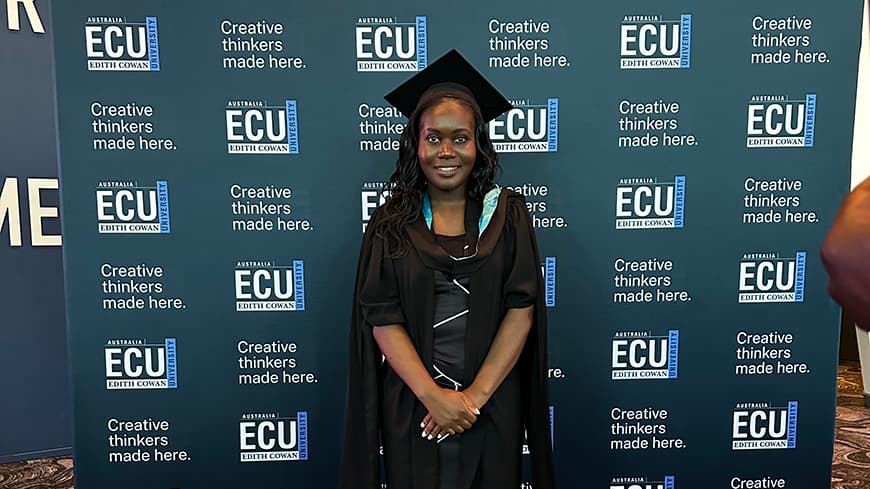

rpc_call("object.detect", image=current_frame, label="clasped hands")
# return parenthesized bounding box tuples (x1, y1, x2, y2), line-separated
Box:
(419, 386, 485, 442)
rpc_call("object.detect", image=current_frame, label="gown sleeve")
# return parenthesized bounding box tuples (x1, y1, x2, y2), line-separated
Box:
(821, 175, 870, 330)
(504, 193, 556, 488)
(503, 196, 540, 309)
(340, 209, 394, 489)
(359, 229, 407, 327)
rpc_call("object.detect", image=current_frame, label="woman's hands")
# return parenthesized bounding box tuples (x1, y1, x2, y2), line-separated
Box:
(416, 305, 534, 442)
(419, 388, 480, 440)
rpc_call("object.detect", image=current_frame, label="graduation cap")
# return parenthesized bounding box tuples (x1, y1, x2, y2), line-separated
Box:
(384, 49, 512, 122)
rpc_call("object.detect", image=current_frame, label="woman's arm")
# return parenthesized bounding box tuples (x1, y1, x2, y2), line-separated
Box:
(464, 304, 534, 409)
(462, 195, 539, 407)
(372, 324, 478, 438)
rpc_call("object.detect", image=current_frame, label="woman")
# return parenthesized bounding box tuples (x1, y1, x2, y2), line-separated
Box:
(341, 50, 555, 489)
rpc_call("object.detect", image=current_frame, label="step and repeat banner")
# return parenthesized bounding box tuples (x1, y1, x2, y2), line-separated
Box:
(53, 0, 863, 487)
(0, 0, 72, 463)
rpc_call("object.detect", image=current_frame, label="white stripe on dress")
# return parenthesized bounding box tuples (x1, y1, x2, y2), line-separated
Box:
(432, 364, 463, 390)
(452, 278, 470, 295)
(432, 309, 469, 329)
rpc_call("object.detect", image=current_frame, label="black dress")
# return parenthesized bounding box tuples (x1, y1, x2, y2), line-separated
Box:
(340, 189, 555, 489)
(432, 234, 470, 489)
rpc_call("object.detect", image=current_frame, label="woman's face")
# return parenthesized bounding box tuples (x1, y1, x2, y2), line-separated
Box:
(417, 98, 477, 195)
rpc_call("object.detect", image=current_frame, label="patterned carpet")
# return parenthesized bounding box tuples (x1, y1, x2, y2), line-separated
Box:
(0, 457, 72, 489)
(833, 361, 870, 489)
(1, 362, 868, 489)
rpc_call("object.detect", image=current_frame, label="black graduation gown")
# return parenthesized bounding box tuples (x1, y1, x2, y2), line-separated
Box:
(340, 189, 555, 489)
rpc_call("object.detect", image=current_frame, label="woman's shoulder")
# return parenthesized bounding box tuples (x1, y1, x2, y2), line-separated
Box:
(362, 203, 390, 244)
(362, 201, 412, 256)
(497, 187, 530, 219)
(498, 186, 522, 199)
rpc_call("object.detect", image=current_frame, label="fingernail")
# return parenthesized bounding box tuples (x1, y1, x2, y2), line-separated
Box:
(420, 422, 425, 428)
(421, 431, 427, 438)
(474, 408, 481, 415)
(427, 435, 433, 440)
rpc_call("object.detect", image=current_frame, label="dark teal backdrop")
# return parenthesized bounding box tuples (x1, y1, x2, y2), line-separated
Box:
(0, 0, 72, 463)
(53, 0, 863, 487)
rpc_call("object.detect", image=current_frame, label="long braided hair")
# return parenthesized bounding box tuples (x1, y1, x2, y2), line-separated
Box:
(372, 85, 502, 256)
